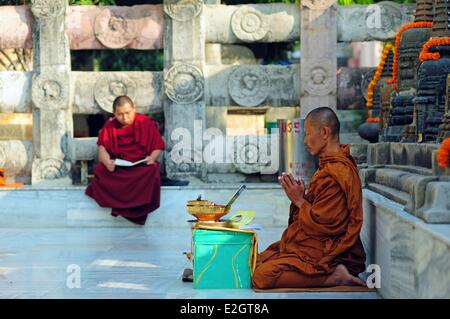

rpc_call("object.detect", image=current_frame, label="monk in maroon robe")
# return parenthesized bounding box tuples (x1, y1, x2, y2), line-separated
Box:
(85, 96, 165, 225)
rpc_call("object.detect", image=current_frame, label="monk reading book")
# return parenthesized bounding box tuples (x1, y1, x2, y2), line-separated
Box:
(85, 95, 165, 225)
(252, 107, 367, 289)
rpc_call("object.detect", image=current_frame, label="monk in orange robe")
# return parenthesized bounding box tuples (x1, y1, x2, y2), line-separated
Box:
(252, 107, 366, 289)
(85, 95, 165, 225)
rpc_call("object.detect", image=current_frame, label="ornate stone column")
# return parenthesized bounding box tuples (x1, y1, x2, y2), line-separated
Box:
(30, 0, 73, 186)
(297, 0, 336, 181)
(163, 0, 207, 180)
(300, 0, 337, 118)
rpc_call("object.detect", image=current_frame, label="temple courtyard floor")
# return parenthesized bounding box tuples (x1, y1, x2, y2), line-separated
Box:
(0, 227, 379, 299)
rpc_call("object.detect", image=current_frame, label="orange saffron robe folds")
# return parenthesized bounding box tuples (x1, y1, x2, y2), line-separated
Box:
(85, 114, 165, 225)
(253, 144, 366, 288)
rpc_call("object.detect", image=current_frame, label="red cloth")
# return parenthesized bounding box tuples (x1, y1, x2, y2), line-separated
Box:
(85, 114, 165, 225)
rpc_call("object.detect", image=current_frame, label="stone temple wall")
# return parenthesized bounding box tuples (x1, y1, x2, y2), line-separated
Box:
(0, 0, 414, 185)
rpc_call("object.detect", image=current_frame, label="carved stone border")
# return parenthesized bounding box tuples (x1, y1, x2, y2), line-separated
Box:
(94, 74, 137, 113)
(94, 9, 137, 49)
(231, 6, 269, 42)
(303, 60, 335, 96)
(302, 0, 335, 11)
(31, 73, 69, 110)
(164, 0, 203, 22)
(228, 66, 270, 106)
(31, 0, 65, 20)
(164, 63, 204, 104)
(32, 158, 70, 181)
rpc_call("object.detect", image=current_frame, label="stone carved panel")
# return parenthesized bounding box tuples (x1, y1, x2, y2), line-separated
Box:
(231, 6, 269, 42)
(165, 63, 204, 104)
(32, 158, 69, 181)
(94, 9, 137, 49)
(228, 66, 270, 106)
(302, 0, 335, 11)
(31, 0, 65, 20)
(94, 74, 137, 113)
(303, 60, 335, 96)
(164, 0, 202, 22)
(31, 74, 69, 110)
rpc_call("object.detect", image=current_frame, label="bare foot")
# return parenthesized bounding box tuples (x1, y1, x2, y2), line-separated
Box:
(322, 264, 366, 287)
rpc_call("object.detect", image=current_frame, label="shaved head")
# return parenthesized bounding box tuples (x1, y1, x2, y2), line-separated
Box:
(305, 107, 340, 138)
(113, 95, 134, 112)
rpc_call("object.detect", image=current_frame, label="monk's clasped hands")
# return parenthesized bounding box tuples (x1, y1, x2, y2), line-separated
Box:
(279, 172, 306, 209)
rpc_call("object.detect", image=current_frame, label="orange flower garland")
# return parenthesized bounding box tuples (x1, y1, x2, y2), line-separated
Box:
(366, 117, 380, 123)
(387, 21, 433, 90)
(366, 42, 393, 108)
(419, 38, 450, 62)
(437, 137, 450, 168)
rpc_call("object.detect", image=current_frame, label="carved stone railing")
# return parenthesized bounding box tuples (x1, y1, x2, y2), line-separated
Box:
(359, 143, 450, 223)
(0, 1, 416, 184)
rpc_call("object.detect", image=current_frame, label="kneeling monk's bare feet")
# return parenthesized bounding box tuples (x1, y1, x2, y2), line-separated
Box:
(323, 264, 366, 287)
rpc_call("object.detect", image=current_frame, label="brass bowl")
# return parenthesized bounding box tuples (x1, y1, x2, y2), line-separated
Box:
(186, 200, 230, 222)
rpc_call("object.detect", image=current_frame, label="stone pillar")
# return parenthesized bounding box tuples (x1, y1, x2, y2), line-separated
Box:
(30, 0, 73, 186)
(300, 0, 337, 118)
(163, 0, 207, 180)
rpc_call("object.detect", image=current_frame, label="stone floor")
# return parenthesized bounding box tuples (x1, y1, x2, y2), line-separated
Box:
(0, 226, 379, 299)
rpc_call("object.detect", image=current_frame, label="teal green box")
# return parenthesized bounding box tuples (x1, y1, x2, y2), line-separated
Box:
(193, 229, 256, 289)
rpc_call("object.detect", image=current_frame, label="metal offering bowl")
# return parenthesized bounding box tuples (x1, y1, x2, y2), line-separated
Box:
(186, 200, 230, 222)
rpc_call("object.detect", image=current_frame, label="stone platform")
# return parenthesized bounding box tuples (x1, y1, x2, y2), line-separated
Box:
(1, 183, 449, 298)
(0, 227, 379, 299)
(0, 184, 380, 299)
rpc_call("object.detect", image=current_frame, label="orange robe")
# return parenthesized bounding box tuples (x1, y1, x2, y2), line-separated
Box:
(252, 144, 366, 289)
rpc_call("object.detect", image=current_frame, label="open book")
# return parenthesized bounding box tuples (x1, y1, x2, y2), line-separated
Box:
(114, 158, 147, 167)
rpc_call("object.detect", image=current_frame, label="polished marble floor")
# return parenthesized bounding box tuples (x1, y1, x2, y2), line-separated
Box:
(0, 227, 379, 299)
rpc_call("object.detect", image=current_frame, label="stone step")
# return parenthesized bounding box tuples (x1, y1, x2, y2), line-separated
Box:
(0, 184, 290, 228)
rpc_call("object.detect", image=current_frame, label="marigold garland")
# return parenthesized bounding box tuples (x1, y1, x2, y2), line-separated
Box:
(366, 42, 393, 108)
(437, 137, 450, 168)
(387, 21, 433, 90)
(419, 38, 450, 62)
(366, 117, 380, 123)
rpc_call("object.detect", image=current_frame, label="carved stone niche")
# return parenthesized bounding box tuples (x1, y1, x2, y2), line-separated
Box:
(94, 74, 137, 113)
(228, 66, 270, 107)
(231, 6, 269, 42)
(94, 9, 137, 49)
(31, 74, 69, 110)
(163, 0, 203, 22)
(164, 63, 204, 105)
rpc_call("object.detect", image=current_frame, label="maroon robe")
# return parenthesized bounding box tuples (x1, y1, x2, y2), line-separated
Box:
(85, 113, 165, 225)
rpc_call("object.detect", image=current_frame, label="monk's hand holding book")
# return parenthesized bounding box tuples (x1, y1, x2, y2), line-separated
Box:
(144, 156, 155, 165)
(104, 159, 116, 172)
(279, 172, 306, 209)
